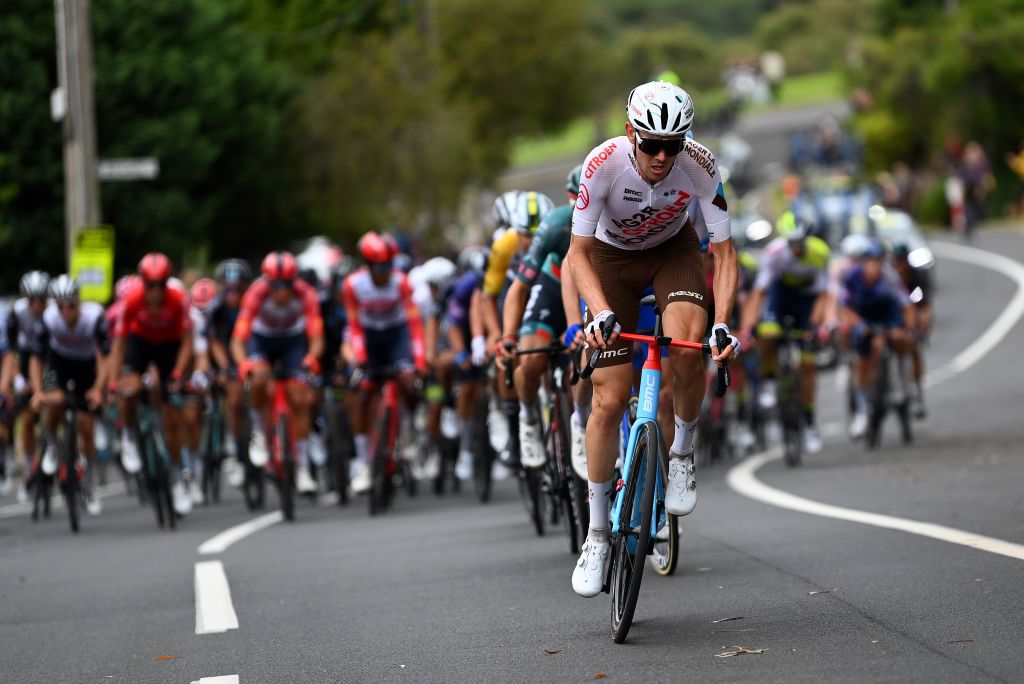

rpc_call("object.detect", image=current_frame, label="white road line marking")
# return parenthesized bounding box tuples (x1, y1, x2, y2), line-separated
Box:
(0, 481, 126, 519)
(728, 447, 1024, 561)
(197, 511, 283, 555)
(728, 242, 1024, 561)
(922, 241, 1024, 388)
(191, 675, 240, 684)
(194, 561, 239, 635)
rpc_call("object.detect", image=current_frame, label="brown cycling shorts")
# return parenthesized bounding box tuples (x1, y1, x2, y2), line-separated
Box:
(583, 226, 706, 368)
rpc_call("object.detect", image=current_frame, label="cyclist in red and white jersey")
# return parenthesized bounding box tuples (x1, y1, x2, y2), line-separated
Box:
(565, 80, 740, 597)
(109, 253, 194, 515)
(231, 251, 324, 495)
(179, 277, 218, 504)
(342, 231, 427, 492)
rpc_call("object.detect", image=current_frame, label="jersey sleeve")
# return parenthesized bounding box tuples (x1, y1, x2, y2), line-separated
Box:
(517, 205, 570, 285)
(400, 276, 426, 371)
(341, 275, 367, 365)
(483, 230, 518, 298)
(297, 282, 324, 338)
(93, 312, 111, 355)
(232, 281, 266, 341)
(5, 309, 18, 346)
(572, 140, 620, 238)
(116, 292, 141, 338)
(679, 139, 731, 243)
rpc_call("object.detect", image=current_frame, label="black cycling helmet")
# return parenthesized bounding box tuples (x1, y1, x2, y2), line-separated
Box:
(890, 243, 911, 259)
(331, 255, 359, 292)
(215, 258, 252, 285)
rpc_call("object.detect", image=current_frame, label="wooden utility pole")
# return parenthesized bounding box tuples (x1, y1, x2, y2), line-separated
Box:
(54, 0, 100, 268)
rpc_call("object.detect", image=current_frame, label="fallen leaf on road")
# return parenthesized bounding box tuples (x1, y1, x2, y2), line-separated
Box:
(712, 628, 754, 635)
(715, 646, 768, 658)
(595, 674, 608, 679)
(697, 567, 712, 572)
(154, 655, 180, 661)
(947, 639, 975, 644)
(871, 640, 880, 644)
(545, 648, 562, 655)
(808, 587, 839, 596)
(711, 615, 757, 624)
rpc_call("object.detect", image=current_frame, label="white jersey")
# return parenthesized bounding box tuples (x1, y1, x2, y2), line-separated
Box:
(190, 307, 209, 355)
(571, 136, 731, 250)
(6, 298, 46, 352)
(36, 301, 108, 362)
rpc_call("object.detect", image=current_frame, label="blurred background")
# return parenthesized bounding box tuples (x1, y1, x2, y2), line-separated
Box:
(3, 0, 1024, 289)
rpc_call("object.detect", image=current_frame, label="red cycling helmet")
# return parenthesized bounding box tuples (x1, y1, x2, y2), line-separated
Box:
(261, 251, 298, 281)
(138, 252, 172, 281)
(115, 274, 142, 301)
(381, 233, 400, 260)
(357, 232, 392, 265)
(189, 277, 218, 311)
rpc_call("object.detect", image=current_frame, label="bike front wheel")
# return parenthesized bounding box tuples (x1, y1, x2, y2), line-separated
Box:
(277, 414, 295, 522)
(611, 421, 658, 643)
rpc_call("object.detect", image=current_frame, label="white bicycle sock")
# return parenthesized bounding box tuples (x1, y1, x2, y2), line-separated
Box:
(354, 434, 370, 466)
(588, 479, 613, 530)
(670, 415, 698, 455)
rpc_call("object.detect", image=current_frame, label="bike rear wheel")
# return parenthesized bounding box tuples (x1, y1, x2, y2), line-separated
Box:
(520, 466, 545, 536)
(611, 421, 658, 643)
(369, 407, 393, 516)
(62, 419, 81, 534)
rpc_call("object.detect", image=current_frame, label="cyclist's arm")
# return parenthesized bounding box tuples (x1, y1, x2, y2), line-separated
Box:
(210, 338, 231, 371)
(561, 265, 583, 328)
(28, 330, 46, 396)
(230, 284, 261, 366)
(400, 277, 427, 371)
(174, 330, 193, 380)
(108, 296, 133, 383)
(92, 315, 110, 393)
(709, 239, 738, 327)
(566, 235, 610, 317)
(500, 278, 529, 340)
(341, 277, 367, 366)
(301, 283, 325, 362)
(469, 287, 486, 340)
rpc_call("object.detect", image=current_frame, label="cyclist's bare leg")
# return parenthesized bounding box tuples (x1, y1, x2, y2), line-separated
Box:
(587, 364, 632, 483)
(286, 381, 314, 471)
(162, 404, 183, 466)
(513, 333, 548, 411)
(20, 406, 38, 465)
(225, 378, 245, 445)
(662, 302, 707, 453)
(799, 358, 817, 408)
(183, 401, 203, 453)
(118, 372, 142, 431)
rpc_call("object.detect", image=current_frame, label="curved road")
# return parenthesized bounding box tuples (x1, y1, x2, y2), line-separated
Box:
(2, 229, 1023, 683)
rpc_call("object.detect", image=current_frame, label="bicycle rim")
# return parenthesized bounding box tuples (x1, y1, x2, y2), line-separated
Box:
(611, 422, 657, 643)
(63, 422, 81, 533)
(650, 450, 678, 576)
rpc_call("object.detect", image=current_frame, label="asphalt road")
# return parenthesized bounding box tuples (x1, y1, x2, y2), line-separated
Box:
(2, 227, 1022, 683)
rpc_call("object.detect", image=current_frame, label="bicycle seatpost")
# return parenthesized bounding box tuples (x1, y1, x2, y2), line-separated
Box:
(714, 327, 731, 397)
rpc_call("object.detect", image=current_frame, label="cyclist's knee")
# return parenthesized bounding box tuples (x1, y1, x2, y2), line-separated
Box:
(668, 346, 703, 379)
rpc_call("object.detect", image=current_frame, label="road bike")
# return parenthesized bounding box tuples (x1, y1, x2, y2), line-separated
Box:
(34, 378, 90, 533)
(353, 364, 414, 516)
(504, 358, 545, 536)
(133, 385, 178, 530)
(199, 381, 227, 505)
(864, 327, 913, 449)
(514, 342, 587, 554)
(580, 295, 729, 643)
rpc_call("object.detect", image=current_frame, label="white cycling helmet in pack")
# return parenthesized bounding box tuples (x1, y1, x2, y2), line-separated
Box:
(20, 271, 50, 299)
(417, 256, 457, 288)
(627, 80, 695, 137)
(493, 190, 520, 230)
(510, 191, 555, 236)
(48, 274, 80, 303)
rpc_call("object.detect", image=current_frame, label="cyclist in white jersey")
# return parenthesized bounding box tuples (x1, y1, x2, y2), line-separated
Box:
(565, 80, 740, 597)
(28, 276, 109, 515)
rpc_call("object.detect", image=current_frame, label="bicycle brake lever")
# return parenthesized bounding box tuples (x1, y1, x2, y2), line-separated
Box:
(714, 328, 731, 397)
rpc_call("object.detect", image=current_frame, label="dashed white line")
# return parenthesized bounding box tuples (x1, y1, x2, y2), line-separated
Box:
(191, 676, 240, 684)
(194, 561, 240, 635)
(198, 511, 283, 555)
(728, 240, 1024, 560)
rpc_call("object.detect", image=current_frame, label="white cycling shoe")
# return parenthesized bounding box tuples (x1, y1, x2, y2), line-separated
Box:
(296, 466, 317, 494)
(351, 462, 371, 494)
(572, 533, 611, 598)
(248, 431, 270, 468)
(759, 380, 778, 410)
(849, 411, 868, 440)
(224, 457, 244, 488)
(84, 486, 102, 516)
(454, 450, 473, 481)
(172, 479, 192, 516)
(665, 451, 697, 516)
(570, 415, 588, 480)
(41, 445, 59, 476)
(519, 421, 546, 469)
(120, 431, 142, 474)
(803, 426, 823, 454)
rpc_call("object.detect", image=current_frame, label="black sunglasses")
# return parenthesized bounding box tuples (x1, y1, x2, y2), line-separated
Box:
(145, 279, 167, 290)
(269, 278, 294, 291)
(370, 262, 392, 274)
(635, 134, 686, 157)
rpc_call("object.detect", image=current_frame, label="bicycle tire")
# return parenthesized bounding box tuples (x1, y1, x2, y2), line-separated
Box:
(650, 449, 678, 576)
(277, 414, 295, 522)
(523, 466, 545, 536)
(897, 400, 913, 444)
(471, 399, 493, 502)
(611, 420, 657, 643)
(552, 392, 580, 554)
(329, 406, 352, 505)
(369, 407, 392, 516)
(63, 415, 80, 534)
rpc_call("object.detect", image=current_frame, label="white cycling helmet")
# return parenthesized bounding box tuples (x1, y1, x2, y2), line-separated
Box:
(510, 191, 555, 235)
(626, 80, 694, 137)
(458, 246, 487, 275)
(493, 190, 520, 230)
(840, 233, 872, 259)
(20, 271, 50, 299)
(417, 256, 457, 288)
(48, 274, 80, 303)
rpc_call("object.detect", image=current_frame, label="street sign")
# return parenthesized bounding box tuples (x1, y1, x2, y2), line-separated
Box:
(70, 225, 115, 302)
(97, 158, 159, 182)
